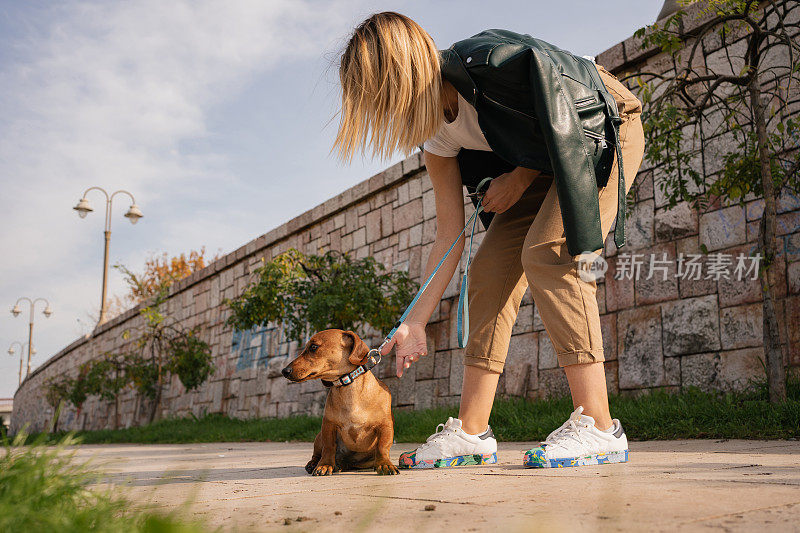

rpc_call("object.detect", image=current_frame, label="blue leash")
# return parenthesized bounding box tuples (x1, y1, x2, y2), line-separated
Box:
(376, 177, 492, 357)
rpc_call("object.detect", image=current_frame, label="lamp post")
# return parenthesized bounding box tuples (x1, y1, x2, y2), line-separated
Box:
(10, 297, 51, 378)
(72, 187, 143, 326)
(7, 341, 35, 386)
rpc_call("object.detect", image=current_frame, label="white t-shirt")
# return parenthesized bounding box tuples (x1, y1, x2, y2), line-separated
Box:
(422, 91, 491, 157)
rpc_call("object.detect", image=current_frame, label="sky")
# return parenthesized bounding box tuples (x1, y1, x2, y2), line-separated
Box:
(0, 0, 660, 399)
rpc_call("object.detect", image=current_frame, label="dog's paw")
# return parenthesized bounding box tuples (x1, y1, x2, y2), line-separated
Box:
(312, 464, 335, 476)
(375, 462, 400, 475)
(305, 459, 319, 474)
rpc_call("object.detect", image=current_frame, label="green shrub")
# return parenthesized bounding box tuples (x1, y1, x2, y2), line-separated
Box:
(225, 249, 418, 342)
(0, 432, 209, 532)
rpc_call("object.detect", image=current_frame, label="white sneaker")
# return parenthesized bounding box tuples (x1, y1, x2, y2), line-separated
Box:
(523, 406, 628, 468)
(398, 417, 498, 469)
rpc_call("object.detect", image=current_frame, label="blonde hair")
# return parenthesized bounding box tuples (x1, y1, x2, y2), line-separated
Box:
(332, 11, 443, 163)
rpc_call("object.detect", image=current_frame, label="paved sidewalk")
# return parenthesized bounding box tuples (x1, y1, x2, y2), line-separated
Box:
(75, 440, 800, 532)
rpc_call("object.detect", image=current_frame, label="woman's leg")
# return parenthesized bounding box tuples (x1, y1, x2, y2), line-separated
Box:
(521, 110, 645, 428)
(458, 366, 501, 434)
(458, 176, 552, 434)
(564, 362, 613, 428)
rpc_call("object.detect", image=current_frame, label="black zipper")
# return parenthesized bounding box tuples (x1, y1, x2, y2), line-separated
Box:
(584, 129, 609, 155)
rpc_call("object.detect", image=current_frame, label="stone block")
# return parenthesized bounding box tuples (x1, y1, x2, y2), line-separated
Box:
(408, 223, 422, 248)
(538, 333, 557, 370)
(415, 351, 435, 381)
(664, 356, 680, 386)
(597, 283, 607, 314)
(717, 247, 762, 308)
(655, 202, 698, 241)
(746, 199, 764, 221)
(778, 211, 800, 237)
(661, 295, 721, 356)
(605, 255, 635, 311)
(624, 199, 654, 249)
(720, 303, 763, 350)
(675, 237, 718, 298)
(422, 219, 436, 244)
(393, 198, 423, 231)
(789, 261, 800, 294)
(422, 189, 436, 220)
(380, 204, 393, 237)
(788, 231, 800, 262)
(395, 365, 416, 406)
(635, 243, 679, 305)
(618, 305, 665, 388)
(352, 227, 366, 249)
(505, 332, 538, 396)
(699, 206, 746, 252)
(778, 189, 800, 214)
(604, 360, 620, 395)
(596, 42, 624, 71)
(449, 351, 464, 395)
(414, 379, 439, 410)
(434, 350, 452, 379)
(600, 313, 617, 361)
(512, 304, 534, 335)
(786, 296, 800, 366)
(537, 368, 569, 399)
(407, 174, 423, 199)
(680, 348, 764, 392)
(634, 170, 653, 202)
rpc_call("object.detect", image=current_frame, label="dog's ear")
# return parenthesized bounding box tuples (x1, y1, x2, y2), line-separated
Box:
(342, 330, 369, 365)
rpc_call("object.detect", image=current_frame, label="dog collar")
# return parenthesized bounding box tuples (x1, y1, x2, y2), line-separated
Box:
(322, 349, 381, 388)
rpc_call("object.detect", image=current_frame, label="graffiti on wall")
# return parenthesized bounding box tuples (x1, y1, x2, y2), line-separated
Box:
(231, 324, 289, 371)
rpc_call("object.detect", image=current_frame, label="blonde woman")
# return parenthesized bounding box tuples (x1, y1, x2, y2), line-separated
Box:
(333, 12, 645, 469)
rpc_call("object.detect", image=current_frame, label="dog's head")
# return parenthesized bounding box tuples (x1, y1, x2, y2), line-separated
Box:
(281, 329, 370, 382)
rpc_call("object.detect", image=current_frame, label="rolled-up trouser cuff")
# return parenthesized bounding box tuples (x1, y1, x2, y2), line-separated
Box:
(464, 354, 505, 374)
(557, 349, 605, 367)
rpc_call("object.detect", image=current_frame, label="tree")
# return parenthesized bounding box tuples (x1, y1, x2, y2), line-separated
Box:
(82, 353, 129, 430)
(106, 247, 220, 318)
(44, 378, 72, 433)
(50, 289, 214, 428)
(226, 249, 418, 343)
(124, 290, 215, 423)
(632, 0, 800, 401)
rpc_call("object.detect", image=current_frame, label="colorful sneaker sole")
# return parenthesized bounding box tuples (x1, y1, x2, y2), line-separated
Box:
(399, 452, 497, 469)
(523, 448, 628, 468)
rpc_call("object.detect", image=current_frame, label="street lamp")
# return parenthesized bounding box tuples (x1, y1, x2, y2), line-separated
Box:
(8, 341, 35, 386)
(9, 297, 51, 378)
(72, 187, 143, 325)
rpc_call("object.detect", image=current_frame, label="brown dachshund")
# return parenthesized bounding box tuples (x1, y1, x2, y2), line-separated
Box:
(281, 329, 399, 476)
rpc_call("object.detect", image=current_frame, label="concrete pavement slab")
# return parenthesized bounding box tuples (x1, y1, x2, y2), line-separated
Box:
(71, 440, 800, 532)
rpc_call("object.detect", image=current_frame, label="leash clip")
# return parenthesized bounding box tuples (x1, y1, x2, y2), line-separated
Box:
(367, 348, 382, 367)
(465, 176, 493, 199)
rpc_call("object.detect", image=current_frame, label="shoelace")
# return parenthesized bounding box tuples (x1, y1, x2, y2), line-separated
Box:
(419, 418, 457, 450)
(543, 413, 590, 448)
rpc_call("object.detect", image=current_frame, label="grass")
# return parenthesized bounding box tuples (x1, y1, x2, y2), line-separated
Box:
(0, 432, 210, 532)
(32, 380, 800, 445)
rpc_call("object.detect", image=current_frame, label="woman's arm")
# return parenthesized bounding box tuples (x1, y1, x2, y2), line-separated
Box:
(382, 150, 466, 377)
(481, 166, 540, 213)
(381, 152, 540, 377)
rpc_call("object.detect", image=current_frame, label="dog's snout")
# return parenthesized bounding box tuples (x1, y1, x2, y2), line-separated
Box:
(281, 366, 293, 379)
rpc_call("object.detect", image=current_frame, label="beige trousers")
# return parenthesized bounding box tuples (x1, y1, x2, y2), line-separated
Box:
(464, 65, 646, 373)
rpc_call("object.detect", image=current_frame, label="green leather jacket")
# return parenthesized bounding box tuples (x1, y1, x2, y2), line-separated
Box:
(435, 29, 627, 256)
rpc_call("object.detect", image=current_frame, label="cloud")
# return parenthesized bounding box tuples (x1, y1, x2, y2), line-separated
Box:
(0, 0, 368, 397)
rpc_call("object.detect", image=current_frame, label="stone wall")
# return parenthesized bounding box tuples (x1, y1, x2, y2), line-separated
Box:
(11, 3, 800, 434)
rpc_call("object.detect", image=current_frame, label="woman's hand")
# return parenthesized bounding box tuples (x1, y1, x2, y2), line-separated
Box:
(380, 322, 428, 377)
(481, 168, 539, 213)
